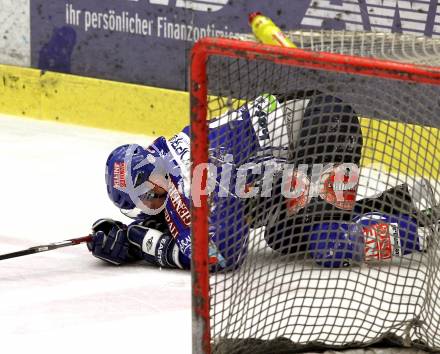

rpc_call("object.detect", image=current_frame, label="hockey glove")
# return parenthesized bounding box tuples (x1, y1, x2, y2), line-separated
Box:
(88, 219, 132, 265)
(126, 220, 186, 269)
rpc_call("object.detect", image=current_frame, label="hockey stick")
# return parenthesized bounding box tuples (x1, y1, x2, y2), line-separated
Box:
(0, 235, 92, 261)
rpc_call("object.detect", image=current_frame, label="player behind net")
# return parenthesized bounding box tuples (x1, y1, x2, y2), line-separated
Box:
(87, 91, 434, 269)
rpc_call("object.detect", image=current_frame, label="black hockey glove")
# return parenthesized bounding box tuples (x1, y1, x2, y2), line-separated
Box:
(87, 219, 132, 265)
(126, 217, 184, 269)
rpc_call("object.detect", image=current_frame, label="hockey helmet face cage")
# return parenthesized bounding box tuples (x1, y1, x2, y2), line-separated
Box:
(105, 144, 166, 218)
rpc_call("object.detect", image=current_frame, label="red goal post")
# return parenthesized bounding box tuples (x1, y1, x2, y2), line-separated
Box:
(190, 37, 440, 354)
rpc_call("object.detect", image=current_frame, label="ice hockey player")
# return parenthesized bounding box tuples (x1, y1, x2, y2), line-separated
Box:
(87, 91, 428, 269)
(87, 93, 279, 270)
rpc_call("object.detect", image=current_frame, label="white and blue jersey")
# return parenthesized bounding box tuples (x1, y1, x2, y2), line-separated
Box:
(142, 94, 287, 269)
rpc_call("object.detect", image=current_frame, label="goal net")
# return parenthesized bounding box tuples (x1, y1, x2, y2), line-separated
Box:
(190, 32, 440, 354)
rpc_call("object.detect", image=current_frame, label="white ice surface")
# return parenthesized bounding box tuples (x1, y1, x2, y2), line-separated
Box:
(0, 115, 191, 354)
(1, 114, 437, 354)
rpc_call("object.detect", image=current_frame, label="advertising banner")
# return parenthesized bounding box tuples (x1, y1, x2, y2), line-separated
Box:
(31, 0, 440, 91)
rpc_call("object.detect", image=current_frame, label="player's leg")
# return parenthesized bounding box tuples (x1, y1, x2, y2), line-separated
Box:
(257, 91, 364, 259)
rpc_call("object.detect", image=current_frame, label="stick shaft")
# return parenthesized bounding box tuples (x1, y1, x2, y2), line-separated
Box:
(0, 235, 92, 261)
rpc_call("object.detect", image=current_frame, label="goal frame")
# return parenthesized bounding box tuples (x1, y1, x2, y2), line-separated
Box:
(190, 37, 440, 354)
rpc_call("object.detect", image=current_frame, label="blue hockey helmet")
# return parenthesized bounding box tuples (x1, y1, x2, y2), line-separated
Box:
(105, 144, 163, 215)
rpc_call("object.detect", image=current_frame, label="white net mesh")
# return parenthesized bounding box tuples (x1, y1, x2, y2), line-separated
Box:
(191, 32, 440, 354)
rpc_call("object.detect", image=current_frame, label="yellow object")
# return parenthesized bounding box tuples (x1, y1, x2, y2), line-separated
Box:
(0, 64, 187, 137)
(248, 12, 296, 48)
